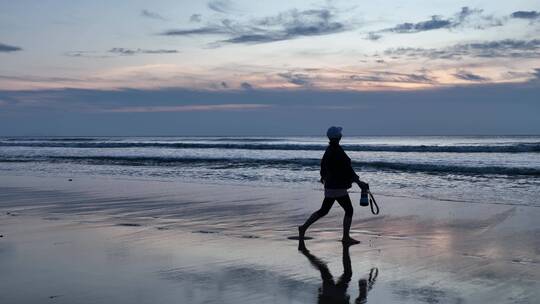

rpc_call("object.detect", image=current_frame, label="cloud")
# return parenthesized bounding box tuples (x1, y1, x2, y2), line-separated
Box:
(453, 70, 490, 81)
(369, 7, 502, 39)
(365, 32, 382, 41)
(0, 74, 82, 83)
(208, 0, 235, 14)
(349, 71, 435, 84)
(190, 14, 202, 23)
(455, 6, 483, 22)
(64, 51, 112, 58)
(278, 72, 312, 86)
(65, 49, 179, 58)
(532, 68, 540, 80)
(161, 25, 230, 36)
(2, 84, 540, 136)
(108, 48, 179, 55)
(389, 15, 452, 33)
(511, 11, 540, 19)
(208, 81, 229, 89)
(103, 103, 271, 113)
(240, 82, 253, 90)
(161, 8, 347, 45)
(0, 42, 22, 52)
(383, 39, 540, 59)
(225, 9, 346, 44)
(141, 9, 166, 21)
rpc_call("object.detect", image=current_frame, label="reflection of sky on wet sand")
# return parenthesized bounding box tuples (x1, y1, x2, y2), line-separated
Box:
(0, 175, 539, 303)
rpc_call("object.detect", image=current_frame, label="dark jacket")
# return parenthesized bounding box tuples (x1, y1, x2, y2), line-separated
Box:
(320, 142, 359, 189)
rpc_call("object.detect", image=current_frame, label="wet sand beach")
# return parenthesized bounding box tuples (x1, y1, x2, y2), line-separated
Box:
(0, 175, 539, 303)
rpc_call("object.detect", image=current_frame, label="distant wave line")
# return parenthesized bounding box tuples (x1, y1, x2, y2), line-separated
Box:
(2, 155, 539, 176)
(1, 141, 539, 153)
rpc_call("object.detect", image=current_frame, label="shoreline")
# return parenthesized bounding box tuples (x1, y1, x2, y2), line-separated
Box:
(1, 174, 539, 303)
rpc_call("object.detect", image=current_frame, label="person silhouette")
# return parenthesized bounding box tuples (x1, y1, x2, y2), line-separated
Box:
(299, 126, 368, 244)
(298, 240, 378, 304)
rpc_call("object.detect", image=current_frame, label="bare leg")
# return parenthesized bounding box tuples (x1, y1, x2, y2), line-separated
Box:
(342, 215, 359, 244)
(299, 197, 333, 239)
(337, 195, 360, 244)
(299, 212, 321, 238)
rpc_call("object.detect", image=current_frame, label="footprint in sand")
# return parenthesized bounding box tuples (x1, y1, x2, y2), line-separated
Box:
(193, 230, 220, 234)
(240, 235, 260, 239)
(116, 223, 142, 227)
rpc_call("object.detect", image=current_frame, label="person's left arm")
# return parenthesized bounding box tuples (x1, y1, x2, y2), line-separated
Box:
(345, 151, 368, 189)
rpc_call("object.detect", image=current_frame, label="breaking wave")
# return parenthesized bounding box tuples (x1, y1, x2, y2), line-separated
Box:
(2, 155, 539, 176)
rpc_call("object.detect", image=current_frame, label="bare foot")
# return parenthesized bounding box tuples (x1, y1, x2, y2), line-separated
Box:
(342, 237, 360, 245)
(298, 226, 306, 239)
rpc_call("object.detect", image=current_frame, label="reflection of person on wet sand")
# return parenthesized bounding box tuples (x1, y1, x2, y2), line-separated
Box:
(298, 240, 378, 304)
(356, 268, 378, 304)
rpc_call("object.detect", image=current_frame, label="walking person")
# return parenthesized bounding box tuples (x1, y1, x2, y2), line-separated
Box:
(299, 126, 368, 244)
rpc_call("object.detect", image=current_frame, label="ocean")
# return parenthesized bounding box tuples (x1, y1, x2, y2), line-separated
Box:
(1, 136, 539, 207)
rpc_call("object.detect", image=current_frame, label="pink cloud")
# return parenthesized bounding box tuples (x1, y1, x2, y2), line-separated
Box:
(102, 103, 272, 113)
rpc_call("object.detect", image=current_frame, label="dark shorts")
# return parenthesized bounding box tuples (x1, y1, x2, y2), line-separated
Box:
(317, 194, 353, 217)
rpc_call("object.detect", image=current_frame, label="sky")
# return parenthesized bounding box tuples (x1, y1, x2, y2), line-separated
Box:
(0, 0, 539, 136)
